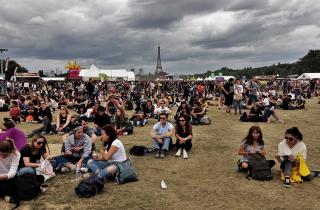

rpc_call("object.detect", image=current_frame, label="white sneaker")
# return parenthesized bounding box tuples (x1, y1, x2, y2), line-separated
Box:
(182, 149, 188, 159)
(80, 167, 88, 173)
(123, 132, 128, 135)
(40, 186, 46, 194)
(277, 119, 284, 123)
(175, 148, 182, 157)
(4, 196, 12, 203)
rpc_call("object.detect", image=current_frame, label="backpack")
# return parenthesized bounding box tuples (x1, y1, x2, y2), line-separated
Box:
(11, 174, 44, 209)
(129, 145, 150, 156)
(75, 174, 104, 198)
(247, 154, 273, 181)
(114, 159, 138, 184)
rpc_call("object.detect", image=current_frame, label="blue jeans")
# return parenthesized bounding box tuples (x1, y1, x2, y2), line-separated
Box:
(17, 167, 36, 176)
(152, 137, 170, 151)
(87, 159, 117, 179)
(233, 100, 242, 114)
(51, 155, 90, 170)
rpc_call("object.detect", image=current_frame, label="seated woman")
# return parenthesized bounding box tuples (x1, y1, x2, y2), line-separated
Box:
(113, 109, 133, 135)
(237, 126, 275, 173)
(190, 102, 205, 125)
(87, 126, 127, 180)
(17, 134, 50, 176)
(175, 115, 193, 159)
(276, 127, 313, 188)
(175, 101, 191, 122)
(143, 100, 155, 118)
(9, 100, 21, 123)
(130, 105, 147, 127)
(295, 96, 306, 109)
(0, 120, 27, 151)
(0, 139, 21, 200)
(52, 106, 72, 134)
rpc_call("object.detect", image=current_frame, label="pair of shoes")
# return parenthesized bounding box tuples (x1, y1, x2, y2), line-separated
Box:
(175, 148, 182, 157)
(283, 176, 291, 188)
(154, 149, 160, 159)
(160, 150, 166, 159)
(182, 149, 188, 159)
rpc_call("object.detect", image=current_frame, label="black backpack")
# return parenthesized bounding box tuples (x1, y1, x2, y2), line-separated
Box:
(75, 174, 104, 198)
(129, 145, 150, 156)
(11, 174, 44, 209)
(247, 154, 273, 181)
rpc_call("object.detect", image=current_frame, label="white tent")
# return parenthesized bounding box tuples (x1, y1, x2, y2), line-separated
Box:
(41, 77, 65, 81)
(79, 64, 135, 81)
(196, 77, 203, 81)
(204, 76, 214, 81)
(297, 73, 320, 80)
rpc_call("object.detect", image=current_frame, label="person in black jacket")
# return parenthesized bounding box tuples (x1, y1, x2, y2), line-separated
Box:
(93, 106, 110, 136)
(27, 101, 53, 137)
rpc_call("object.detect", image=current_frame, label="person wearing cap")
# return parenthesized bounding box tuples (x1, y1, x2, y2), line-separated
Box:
(51, 126, 92, 172)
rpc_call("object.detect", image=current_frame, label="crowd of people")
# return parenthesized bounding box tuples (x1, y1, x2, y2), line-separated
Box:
(0, 77, 319, 203)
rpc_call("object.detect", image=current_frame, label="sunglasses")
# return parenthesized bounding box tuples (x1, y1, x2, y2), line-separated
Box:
(36, 141, 44, 145)
(159, 117, 166, 120)
(161, 103, 165, 104)
(285, 137, 294, 141)
(179, 119, 186, 122)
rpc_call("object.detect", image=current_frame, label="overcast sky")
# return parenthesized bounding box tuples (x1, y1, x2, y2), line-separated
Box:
(0, 0, 319, 74)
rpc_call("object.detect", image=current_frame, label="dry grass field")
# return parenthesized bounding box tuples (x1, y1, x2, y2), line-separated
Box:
(1, 98, 320, 210)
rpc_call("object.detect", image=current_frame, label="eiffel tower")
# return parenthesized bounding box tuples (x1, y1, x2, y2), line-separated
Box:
(155, 45, 163, 75)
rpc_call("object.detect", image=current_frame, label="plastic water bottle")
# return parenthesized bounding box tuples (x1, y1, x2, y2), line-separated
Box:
(75, 168, 81, 184)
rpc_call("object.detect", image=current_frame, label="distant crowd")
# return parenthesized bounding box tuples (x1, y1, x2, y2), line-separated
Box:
(0, 77, 319, 204)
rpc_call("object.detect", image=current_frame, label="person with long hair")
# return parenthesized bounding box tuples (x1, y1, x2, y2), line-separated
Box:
(237, 126, 275, 173)
(276, 127, 313, 188)
(175, 101, 191, 122)
(87, 126, 127, 180)
(175, 115, 193, 159)
(0, 139, 21, 200)
(52, 106, 72, 134)
(114, 109, 133, 135)
(17, 135, 50, 176)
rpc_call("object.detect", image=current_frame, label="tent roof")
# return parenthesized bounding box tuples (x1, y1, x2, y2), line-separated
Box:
(297, 73, 320, 80)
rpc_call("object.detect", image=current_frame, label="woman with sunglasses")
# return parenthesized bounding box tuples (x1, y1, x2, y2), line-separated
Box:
(175, 115, 193, 159)
(276, 127, 313, 187)
(17, 134, 50, 176)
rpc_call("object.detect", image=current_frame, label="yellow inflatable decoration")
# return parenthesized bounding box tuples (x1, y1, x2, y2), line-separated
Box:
(65, 60, 82, 71)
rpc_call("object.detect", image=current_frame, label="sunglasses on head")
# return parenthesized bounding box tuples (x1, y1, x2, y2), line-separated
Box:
(285, 137, 294, 141)
(36, 141, 44, 145)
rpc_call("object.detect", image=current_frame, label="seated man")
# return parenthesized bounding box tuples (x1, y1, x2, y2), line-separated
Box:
(151, 113, 173, 159)
(154, 99, 171, 121)
(51, 126, 92, 172)
(62, 116, 97, 152)
(190, 102, 205, 125)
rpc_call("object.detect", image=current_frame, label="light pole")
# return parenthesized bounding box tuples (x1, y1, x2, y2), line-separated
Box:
(0, 48, 8, 77)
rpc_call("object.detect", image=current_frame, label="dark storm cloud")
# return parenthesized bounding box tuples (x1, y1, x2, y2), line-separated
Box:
(0, 0, 319, 74)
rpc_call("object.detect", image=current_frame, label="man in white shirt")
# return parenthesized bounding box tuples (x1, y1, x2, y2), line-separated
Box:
(151, 113, 173, 159)
(154, 100, 171, 121)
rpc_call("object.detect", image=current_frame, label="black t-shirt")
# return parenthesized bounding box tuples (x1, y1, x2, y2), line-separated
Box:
(19, 144, 46, 168)
(93, 113, 111, 127)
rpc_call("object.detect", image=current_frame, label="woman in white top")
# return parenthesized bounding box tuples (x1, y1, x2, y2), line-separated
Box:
(0, 139, 21, 198)
(276, 127, 313, 187)
(87, 126, 127, 180)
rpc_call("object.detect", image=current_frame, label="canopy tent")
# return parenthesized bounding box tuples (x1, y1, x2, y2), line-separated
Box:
(79, 64, 135, 81)
(41, 77, 65, 81)
(297, 73, 320, 80)
(204, 76, 214, 81)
